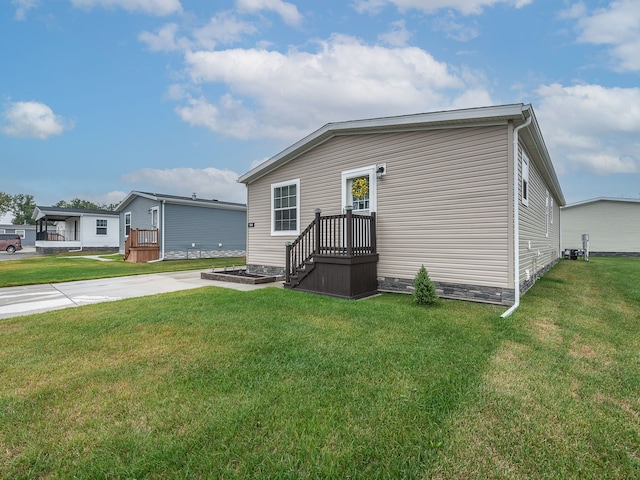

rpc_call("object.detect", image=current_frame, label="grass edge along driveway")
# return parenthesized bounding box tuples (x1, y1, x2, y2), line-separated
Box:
(0, 254, 245, 287)
(1, 257, 639, 478)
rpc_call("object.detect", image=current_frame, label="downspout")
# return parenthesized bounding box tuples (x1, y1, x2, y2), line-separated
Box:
(148, 200, 166, 262)
(501, 113, 532, 318)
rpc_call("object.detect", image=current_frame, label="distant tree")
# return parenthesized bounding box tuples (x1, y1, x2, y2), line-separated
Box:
(10, 194, 36, 225)
(54, 198, 119, 211)
(54, 198, 101, 210)
(0, 191, 12, 221)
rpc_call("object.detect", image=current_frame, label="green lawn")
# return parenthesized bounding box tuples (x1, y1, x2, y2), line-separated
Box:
(1, 257, 638, 478)
(0, 254, 245, 287)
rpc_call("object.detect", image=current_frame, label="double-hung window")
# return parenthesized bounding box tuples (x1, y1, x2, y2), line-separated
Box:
(521, 150, 530, 207)
(96, 219, 108, 235)
(124, 212, 131, 236)
(271, 179, 300, 235)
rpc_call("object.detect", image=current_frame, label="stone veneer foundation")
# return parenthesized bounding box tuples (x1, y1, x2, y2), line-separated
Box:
(164, 249, 245, 260)
(377, 276, 515, 306)
(249, 263, 520, 305)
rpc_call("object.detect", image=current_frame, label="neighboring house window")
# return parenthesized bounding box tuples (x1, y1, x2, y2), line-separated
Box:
(550, 196, 554, 224)
(341, 165, 377, 214)
(16, 229, 25, 239)
(124, 212, 131, 236)
(0, 229, 4, 234)
(545, 191, 549, 237)
(96, 219, 108, 235)
(522, 150, 530, 207)
(150, 207, 159, 228)
(271, 179, 300, 235)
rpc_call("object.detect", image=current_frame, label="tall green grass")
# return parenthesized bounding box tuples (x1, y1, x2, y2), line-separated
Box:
(1, 257, 639, 478)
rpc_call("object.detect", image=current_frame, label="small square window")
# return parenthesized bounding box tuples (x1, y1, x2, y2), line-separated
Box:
(96, 219, 108, 235)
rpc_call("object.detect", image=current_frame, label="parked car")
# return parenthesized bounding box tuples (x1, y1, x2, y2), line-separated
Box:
(0, 233, 23, 254)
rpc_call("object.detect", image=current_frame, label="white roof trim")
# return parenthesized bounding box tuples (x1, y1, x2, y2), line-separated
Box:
(238, 103, 565, 205)
(116, 191, 246, 212)
(562, 197, 640, 209)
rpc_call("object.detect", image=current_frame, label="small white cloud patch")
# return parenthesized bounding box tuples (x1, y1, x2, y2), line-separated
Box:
(1, 101, 73, 140)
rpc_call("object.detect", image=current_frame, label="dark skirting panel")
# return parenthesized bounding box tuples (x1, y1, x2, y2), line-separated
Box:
(294, 254, 379, 299)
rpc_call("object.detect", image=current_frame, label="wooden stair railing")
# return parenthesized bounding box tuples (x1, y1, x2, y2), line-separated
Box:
(124, 229, 159, 261)
(285, 208, 376, 286)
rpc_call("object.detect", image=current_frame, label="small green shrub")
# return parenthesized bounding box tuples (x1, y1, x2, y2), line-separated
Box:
(413, 264, 438, 306)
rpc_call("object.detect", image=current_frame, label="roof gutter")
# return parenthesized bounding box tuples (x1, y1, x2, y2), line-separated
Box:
(501, 111, 532, 318)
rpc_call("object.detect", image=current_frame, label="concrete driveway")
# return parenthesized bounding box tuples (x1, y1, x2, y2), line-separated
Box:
(0, 246, 40, 261)
(0, 270, 282, 320)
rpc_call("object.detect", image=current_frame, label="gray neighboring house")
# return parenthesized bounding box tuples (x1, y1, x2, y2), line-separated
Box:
(561, 198, 640, 257)
(116, 191, 247, 260)
(239, 104, 565, 308)
(0, 224, 36, 246)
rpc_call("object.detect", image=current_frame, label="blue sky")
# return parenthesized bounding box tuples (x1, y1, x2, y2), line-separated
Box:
(1, 0, 639, 221)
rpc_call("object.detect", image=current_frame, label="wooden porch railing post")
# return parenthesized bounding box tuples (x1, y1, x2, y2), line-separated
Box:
(314, 208, 321, 255)
(371, 212, 377, 254)
(285, 242, 292, 283)
(345, 206, 353, 256)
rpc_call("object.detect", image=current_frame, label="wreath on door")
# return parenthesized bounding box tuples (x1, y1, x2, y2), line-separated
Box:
(351, 177, 369, 199)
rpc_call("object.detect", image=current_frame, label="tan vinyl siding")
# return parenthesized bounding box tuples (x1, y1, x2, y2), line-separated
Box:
(518, 144, 561, 286)
(561, 201, 640, 252)
(247, 125, 511, 288)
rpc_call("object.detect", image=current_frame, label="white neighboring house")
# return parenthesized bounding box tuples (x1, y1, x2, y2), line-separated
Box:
(33, 206, 120, 254)
(561, 198, 640, 256)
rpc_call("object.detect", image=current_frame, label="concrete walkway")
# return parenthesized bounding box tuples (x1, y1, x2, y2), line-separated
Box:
(0, 270, 283, 320)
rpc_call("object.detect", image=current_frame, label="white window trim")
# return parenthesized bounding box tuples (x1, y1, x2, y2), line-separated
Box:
(550, 196, 554, 224)
(521, 150, 530, 207)
(271, 178, 300, 236)
(15, 229, 25, 239)
(150, 206, 160, 228)
(124, 212, 131, 237)
(341, 165, 377, 213)
(96, 219, 108, 236)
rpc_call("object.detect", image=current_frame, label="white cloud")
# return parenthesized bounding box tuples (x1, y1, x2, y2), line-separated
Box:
(570, 0, 640, 71)
(236, 0, 303, 26)
(193, 12, 258, 49)
(11, 0, 39, 20)
(378, 20, 412, 46)
(70, 0, 182, 16)
(432, 12, 479, 41)
(139, 13, 257, 52)
(353, 0, 532, 15)
(1, 101, 73, 140)
(536, 83, 640, 175)
(121, 167, 247, 203)
(178, 34, 490, 140)
(138, 23, 185, 51)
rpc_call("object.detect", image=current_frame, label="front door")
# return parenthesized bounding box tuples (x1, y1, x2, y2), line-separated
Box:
(341, 165, 377, 214)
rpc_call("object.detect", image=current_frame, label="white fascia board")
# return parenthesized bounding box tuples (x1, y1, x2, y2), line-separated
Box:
(562, 197, 640, 209)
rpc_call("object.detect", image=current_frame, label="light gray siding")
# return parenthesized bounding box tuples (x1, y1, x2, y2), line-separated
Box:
(119, 195, 247, 258)
(247, 125, 512, 290)
(518, 143, 561, 290)
(562, 200, 640, 253)
(119, 197, 158, 253)
(163, 203, 246, 256)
